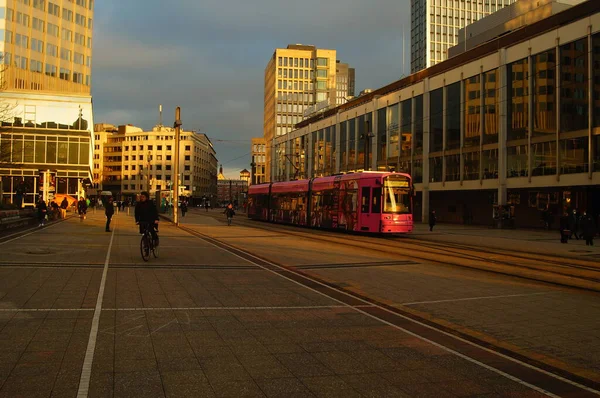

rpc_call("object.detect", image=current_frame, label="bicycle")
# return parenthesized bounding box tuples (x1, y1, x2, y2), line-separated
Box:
(139, 222, 159, 261)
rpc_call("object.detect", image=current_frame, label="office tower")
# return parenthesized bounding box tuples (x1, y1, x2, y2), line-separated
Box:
(335, 61, 355, 106)
(0, 0, 95, 206)
(264, 44, 352, 182)
(410, 0, 516, 73)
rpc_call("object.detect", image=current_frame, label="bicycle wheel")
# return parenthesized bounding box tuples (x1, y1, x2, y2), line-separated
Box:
(140, 234, 150, 262)
(152, 242, 159, 258)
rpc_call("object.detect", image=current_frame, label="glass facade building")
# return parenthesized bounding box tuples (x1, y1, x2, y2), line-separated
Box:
(276, 1, 600, 228)
(0, 0, 95, 207)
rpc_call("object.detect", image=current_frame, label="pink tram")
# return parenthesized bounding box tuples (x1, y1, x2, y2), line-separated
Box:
(247, 172, 413, 234)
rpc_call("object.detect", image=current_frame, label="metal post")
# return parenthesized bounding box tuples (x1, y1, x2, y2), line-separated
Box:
(173, 107, 181, 226)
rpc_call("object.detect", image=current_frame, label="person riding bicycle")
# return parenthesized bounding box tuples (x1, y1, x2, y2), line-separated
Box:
(135, 191, 159, 246)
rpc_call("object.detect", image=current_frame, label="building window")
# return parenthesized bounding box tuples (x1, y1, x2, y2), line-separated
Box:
(48, 2, 59, 17)
(464, 75, 481, 148)
(560, 39, 588, 135)
(483, 69, 499, 144)
(429, 88, 443, 153)
(185, 155, 190, 161)
(446, 82, 461, 150)
(508, 58, 529, 141)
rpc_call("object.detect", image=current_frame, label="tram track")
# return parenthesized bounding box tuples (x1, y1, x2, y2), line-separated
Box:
(177, 222, 600, 397)
(191, 212, 600, 292)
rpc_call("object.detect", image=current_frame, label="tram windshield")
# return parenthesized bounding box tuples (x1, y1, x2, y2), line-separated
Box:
(383, 176, 411, 214)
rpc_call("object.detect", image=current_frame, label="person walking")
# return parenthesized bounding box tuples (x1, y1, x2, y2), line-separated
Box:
(568, 209, 579, 240)
(105, 197, 115, 232)
(36, 197, 47, 227)
(181, 201, 188, 218)
(429, 210, 437, 232)
(204, 201, 209, 212)
(224, 203, 235, 226)
(60, 197, 69, 219)
(581, 211, 595, 246)
(78, 197, 88, 220)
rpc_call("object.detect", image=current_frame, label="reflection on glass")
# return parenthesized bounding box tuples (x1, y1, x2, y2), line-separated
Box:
(533, 49, 556, 138)
(378, 107, 388, 162)
(429, 156, 442, 182)
(464, 75, 481, 148)
(358, 115, 366, 168)
(413, 158, 423, 183)
(348, 119, 356, 168)
(445, 154, 460, 182)
(446, 82, 461, 150)
(340, 122, 347, 171)
(383, 176, 411, 214)
(414, 95, 424, 155)
(463, 150, 479, 180)
(400, 99, 412, 156)
(531, 141, 556, 176)
(560, 39, 588, 134)
(508, 58, 529, 141)
(507, 145, 528, 178)
(483, 69, 499, 144)
(430, 88, 443, 152)
(560, 137, 588, 174)
(387, 105, 398, 158)
(331, 126, 336, 171)
(482, 149, 499, 179)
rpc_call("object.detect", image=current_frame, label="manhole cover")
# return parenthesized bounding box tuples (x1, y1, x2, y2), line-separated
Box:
(26, 248, 54, 255)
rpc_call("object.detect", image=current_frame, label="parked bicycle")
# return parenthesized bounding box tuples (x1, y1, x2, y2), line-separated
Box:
(139, 222, 159, 261)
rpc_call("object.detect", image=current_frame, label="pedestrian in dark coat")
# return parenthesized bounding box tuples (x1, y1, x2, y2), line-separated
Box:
(224, 203, 235, 226)
(36, 197, 47, 227)
(429, 210, 437, 232)
(181, 201, 188, 217)
(105, 197, 114, 232)
(568, 209, 579, 240)
(77, 198, 88, 220)
(580, 211, 595, 246)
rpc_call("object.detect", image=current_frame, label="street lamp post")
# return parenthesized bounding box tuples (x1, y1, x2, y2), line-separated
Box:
(250, 161, 256, 185)
(173, 107, 182, 226)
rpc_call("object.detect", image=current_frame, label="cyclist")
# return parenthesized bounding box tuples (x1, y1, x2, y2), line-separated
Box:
(135, 191, 159, 246)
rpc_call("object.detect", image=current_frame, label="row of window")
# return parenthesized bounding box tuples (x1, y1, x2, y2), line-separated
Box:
(277, 57, 328, 68)
(3, 27, 92, 49)
(277, 69, 327, 79)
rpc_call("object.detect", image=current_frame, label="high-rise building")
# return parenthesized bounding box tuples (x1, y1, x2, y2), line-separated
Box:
(92, 124, 218, 204)
(410, 0, 516, 73)
(335, 61, 355, 106)
(264, 44, 353, 182)
(0, 0, 95, 206)
(250, 137, 266, 185)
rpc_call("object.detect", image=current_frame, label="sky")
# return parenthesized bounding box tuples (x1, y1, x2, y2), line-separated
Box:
(92, 0, 411, 178)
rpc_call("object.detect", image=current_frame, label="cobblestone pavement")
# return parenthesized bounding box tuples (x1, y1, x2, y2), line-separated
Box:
(0, 209, 597, 397)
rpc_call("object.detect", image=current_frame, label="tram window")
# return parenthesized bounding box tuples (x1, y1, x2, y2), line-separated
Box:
(361, 187, 370, 213)
(372, 188, 382, 213)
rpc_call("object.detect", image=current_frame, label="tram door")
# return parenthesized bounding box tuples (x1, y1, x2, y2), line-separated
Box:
(359, 187, 372, 231)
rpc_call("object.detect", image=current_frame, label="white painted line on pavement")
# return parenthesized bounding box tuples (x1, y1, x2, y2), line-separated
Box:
(401, 292, 553, 306)
(192, 232, 598, 397)
(77, 225, 115, 398)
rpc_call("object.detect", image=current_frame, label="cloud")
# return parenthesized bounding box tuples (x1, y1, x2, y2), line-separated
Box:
(92, 0, 412, 172)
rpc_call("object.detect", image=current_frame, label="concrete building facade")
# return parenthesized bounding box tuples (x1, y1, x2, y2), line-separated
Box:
(0, 0, 95, 206)
(93, 124, 218, 203)
(250, 137, 266, 185)
(411, 0, 516, 73)
(264, 44, 354, 182)
(274, 0, 600, 229)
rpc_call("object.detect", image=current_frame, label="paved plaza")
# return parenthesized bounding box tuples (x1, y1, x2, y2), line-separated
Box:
(0, 209, 598, 397)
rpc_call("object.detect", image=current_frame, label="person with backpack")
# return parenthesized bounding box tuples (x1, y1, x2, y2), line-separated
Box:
(224, 202, 235, 226)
